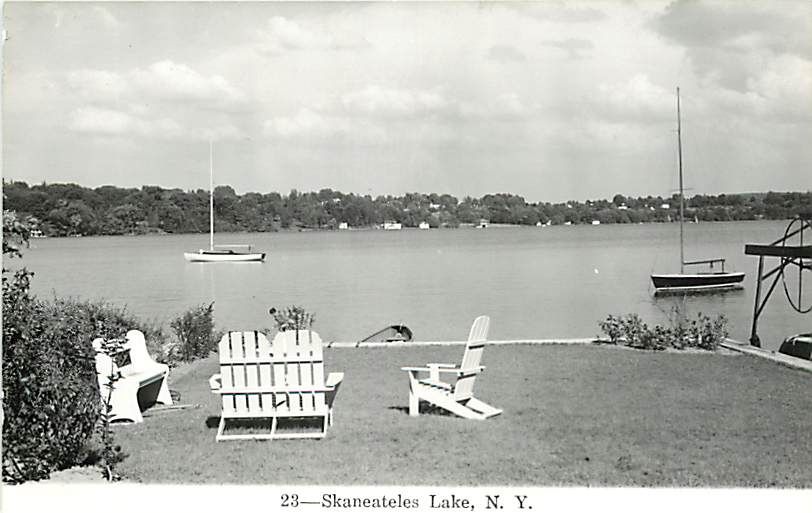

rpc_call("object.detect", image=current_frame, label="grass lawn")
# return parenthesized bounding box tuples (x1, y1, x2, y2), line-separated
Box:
(114, 344, 811, 487)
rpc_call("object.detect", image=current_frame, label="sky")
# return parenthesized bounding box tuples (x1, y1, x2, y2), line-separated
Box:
(2, 1, 810, 203)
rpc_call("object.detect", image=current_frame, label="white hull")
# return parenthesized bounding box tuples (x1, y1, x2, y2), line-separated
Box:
(184, 251, 265, 262)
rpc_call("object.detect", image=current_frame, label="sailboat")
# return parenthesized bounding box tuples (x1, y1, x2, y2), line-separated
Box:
(184, 142, 266, 263)
(650, 88, 744, 293)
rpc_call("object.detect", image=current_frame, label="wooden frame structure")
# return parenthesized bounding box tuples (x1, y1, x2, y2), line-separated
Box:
(744, 217, 812, 347)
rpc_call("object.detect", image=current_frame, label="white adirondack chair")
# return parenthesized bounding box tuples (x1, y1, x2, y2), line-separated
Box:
(92, 330, 171, 424)
(210, 329, 343, 441)
(401, 315, 502, 420)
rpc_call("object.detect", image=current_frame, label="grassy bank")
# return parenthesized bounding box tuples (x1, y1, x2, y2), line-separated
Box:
(110, 344, 811, 487)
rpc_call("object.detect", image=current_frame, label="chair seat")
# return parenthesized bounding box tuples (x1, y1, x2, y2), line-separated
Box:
(417, 378, 453, 391)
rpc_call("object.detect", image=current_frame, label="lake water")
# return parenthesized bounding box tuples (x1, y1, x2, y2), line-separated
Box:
(15, 220, 810, 351)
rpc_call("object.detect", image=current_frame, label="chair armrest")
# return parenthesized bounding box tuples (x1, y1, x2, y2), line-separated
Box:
(400, 366, 431, 373)
(325, 372, 344, 389)
(209, 373, 222, 392)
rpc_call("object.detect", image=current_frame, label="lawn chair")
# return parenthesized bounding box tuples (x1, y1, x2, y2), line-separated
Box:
(401, 315, 502, 420)
(91, 331, 172, 424)
(209, 330, 343, 440)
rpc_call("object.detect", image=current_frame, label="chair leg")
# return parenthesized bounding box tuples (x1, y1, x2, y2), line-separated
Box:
(270, 416, 278, 439)
(215, 417, 226, 441)
(156, 376, 173, 405)
(408, 388, 419, 417)
(110, 385, 143, 423)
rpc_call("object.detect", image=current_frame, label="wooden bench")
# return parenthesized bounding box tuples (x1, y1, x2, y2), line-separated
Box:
(92, 330, 172, 423)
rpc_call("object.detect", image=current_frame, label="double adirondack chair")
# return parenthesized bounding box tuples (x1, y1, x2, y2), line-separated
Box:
(92, 330, 172, 423)
(210, 330, 344, 441)
(401, 315, 502, 420)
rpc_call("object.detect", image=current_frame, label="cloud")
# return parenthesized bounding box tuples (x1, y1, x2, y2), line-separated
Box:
(587, 74, 673, 124)
(131, 61, 246, 106)
(92, 6, 122, 30)
(341, 86, 449, 119)
(542, 38, 593, 59)
(487, 45, 526, 63)
(263, 108, 348, 139)
(507, 2, 607, 23)
(66, 61, 246, 107)
(256, 16, 369, 55)
(66, 69, 130, 102)
(654, 0, 811, 56)
(68, 106, 185, 138)
(63, 61, 249, 140)
(652, 0, 812, 90)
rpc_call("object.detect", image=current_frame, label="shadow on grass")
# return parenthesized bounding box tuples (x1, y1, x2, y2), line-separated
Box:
(205, 415, 326, 437)
(387, 404, 456, 417)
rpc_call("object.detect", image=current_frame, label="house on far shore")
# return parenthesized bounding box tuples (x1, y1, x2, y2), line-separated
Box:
(418, 221, 430, 230)
(338, 222, 349, 230)
(383, 221, 402, 230)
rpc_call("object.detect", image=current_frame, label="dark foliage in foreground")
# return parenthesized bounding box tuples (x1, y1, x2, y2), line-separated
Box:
(3, 180, 810, 236)
(2, 210, 155, 482)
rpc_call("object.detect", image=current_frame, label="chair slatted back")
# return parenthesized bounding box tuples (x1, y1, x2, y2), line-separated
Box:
(454, 315, 490, 401)
(124, 330, 152, 372)
(218, 331, 273, 415)
(271, 330, 327, 416)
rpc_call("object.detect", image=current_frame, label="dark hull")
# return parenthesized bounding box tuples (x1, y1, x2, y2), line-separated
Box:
(778, 334, 812, 361)
(651, 272, 745, 291)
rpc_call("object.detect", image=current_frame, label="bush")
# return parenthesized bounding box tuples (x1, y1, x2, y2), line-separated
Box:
(169, 302, 218, 362)
(3, 211, 148, 482)
(271, 305, 315, 332)
(42, 297, 167, 360)
(598, 312, 728, 351)
(2, 294, 155, 482)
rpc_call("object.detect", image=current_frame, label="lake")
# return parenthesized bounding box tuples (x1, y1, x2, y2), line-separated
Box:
(16, 220, 810, 351)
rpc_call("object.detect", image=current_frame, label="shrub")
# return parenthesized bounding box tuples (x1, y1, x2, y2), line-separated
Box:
(2, 212, 145, 482)
(41, 297, 167, 360)
(688, 312, 729, 351)
(271, 305, 315, 332)
(2, 295, 157, 482)
(598, 312, 728, 351)
(169, 302, 218, 362)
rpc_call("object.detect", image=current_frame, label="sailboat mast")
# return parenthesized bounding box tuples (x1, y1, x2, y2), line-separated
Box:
(209, 140, 214, 252)
(676, 87, 685, 274)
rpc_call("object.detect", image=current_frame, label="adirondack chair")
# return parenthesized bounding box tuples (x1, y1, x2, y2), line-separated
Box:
(401, 315, 502, 420)
(92, 331, 172, 423)
(209, 329, 343, 441)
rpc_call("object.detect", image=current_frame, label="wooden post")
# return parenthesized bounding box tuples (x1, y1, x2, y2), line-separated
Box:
(749, 255, 764, 347)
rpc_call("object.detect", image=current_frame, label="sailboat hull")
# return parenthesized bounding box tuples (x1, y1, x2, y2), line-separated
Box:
(184, 251, 265, 262)
(651, 272, 744, 291)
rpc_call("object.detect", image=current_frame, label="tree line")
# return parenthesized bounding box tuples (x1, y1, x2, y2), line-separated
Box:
(2, 180, 810, 237)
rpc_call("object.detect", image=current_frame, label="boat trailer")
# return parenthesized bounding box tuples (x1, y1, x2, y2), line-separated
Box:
(744, 217, 812, 348)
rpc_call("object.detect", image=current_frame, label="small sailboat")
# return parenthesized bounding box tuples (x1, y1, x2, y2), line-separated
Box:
(651, 88, 744, 293)
(184, 142, 265, 263)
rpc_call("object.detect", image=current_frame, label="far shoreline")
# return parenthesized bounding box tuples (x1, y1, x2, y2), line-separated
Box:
(27, 217, 792, 240)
